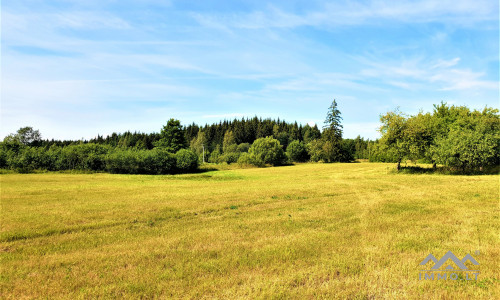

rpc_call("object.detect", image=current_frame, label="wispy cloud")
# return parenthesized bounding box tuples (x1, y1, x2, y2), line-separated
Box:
(190, 0, 498, 30)
(434, 70, 499, 91)
(358, 57, 498, 91)
(431, 58, 461, 69)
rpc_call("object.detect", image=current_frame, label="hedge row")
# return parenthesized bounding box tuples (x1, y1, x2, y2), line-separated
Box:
(0, 143, 198, 174)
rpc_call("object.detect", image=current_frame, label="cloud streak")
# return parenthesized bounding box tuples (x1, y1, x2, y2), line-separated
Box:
(190, 0, 498, 30)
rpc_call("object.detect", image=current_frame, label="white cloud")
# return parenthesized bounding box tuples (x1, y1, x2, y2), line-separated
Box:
(190, 0, 498, 30)
(436, 70, 499, 91)
(357, 57, 498, 92)
(431, 58, 461, 69)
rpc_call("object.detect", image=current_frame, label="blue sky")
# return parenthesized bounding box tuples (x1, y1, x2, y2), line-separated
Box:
(1, 0, 498, 140)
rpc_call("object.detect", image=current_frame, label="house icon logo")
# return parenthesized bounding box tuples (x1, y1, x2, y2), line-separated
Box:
(419, 251, 480, 281)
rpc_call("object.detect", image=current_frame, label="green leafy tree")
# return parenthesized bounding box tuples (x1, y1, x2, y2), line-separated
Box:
(190, 131, 207, 160)
(155, 119, 186, 153)
(1, 134, 24, 154)
(376, 103, 499, 171)
(248, 137, 286, 166)
(308, 139, 325, 162)
(3, 127, 41, 147)
(175, 149, 198, 171)
(379, 109, 408, 170)
(432, 128, 498, 171)
(16, 127, 42, 146)
(404, 112, 435, 164)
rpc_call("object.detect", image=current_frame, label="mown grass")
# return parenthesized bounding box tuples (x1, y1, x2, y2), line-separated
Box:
(1, 162, 498, 299)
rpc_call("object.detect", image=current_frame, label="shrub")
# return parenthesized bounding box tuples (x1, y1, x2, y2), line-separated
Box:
(139, 149, 176, 174)
(219, 152, 240, 164)
(248, 137, 286, 166)
(105, 148, 178, 174)
(0, 142, 193, 174)
(8, 147, 40, 172)
(431, 128, 499, 170)
(237, 152, 264, 167)
(175, 149, 198, 171)
(105, 149, 139, 174)
(286, 140, 309, 162)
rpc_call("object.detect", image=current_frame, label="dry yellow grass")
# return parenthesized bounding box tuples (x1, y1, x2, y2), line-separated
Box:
(1, 162, 499, 299)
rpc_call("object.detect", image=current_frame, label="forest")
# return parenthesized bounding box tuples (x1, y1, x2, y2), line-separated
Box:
(1, 101, 498, 174)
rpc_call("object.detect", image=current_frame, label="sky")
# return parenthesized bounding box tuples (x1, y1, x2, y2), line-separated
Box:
(1, 0, 499, 140)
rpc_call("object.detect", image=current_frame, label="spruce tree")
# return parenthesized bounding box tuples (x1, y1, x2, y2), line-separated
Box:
(322, 99, 344, 162)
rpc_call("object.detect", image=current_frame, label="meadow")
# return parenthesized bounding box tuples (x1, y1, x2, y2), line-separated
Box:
(1, 162, 498, 299)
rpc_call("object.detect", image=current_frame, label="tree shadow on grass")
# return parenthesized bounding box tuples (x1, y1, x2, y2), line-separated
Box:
(396, 165, 499, 175)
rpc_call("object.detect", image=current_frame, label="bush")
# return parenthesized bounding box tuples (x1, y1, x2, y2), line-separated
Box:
(103, 148, 179, 174)
(237, 152, 264, 167)
(286, 140, 309, 162)
(8, 147, 42, 172)
(0, 142, 195, 174)
(431, 128, 499, 170)
(248, 137, 286, 166)
(139, 149, 176, 174)
(219, 152, 240, 164)
(105, 149, 140, 174)
(175, 149, 199, 171)
(368, 143, 398, 163)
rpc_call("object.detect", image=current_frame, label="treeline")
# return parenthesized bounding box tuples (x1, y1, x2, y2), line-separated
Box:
(35, 118, 324, 151)
(0, 120, 200, 174)
(0, 143, 198, 174)
(2, 101, 495, 174)
(369, 102, 500, 171)
(188, 100, 364, 165)
(1, 100, 370, 173)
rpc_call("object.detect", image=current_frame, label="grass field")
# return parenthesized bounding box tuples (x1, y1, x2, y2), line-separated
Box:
(1, 162, 499, 299)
